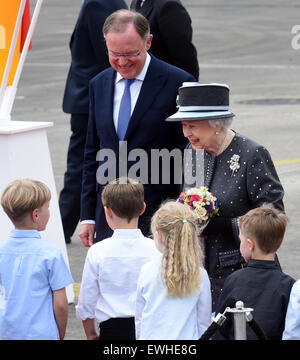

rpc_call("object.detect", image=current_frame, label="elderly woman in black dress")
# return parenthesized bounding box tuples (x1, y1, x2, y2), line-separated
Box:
(166, 83, 284, 311)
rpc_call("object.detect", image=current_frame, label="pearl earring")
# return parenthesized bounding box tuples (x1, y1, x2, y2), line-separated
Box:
(215, 131, 219, 135)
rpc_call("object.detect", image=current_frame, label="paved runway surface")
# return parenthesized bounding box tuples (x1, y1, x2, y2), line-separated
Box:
(11, 0, 300, 339)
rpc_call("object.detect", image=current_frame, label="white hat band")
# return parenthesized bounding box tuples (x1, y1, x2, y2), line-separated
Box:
(179, 105, 230, 112)
(168, 110, 234, 120)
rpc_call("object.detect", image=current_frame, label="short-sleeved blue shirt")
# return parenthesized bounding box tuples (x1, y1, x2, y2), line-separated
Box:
(0, 229, 73, 340)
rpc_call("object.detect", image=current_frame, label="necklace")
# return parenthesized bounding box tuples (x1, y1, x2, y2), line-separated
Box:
(184, 131, 233, 190)
(216, 129, 231, 156)
(204, 130, 232, 187)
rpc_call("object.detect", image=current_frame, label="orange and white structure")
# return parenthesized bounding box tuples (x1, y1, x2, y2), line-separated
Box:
(0, 1, 74, 302)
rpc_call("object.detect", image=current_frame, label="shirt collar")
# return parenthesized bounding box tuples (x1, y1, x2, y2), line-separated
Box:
(115, 52, 151, 84)
(112, 228, 144, 239)
(9, 229, 41, 239)
(247, 259, 278, 270)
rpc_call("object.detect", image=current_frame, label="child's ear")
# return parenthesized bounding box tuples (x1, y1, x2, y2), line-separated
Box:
(154, 230, 162, 242)
(247, 238, 255, 252)
(104, 206, 113, 219)
(154, 230, 165, 252)
(31, 208, 39, 223)
(140, 202, 146, 216)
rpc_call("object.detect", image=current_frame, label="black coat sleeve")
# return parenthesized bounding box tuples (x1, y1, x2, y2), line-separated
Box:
(157, 2, 199, 79)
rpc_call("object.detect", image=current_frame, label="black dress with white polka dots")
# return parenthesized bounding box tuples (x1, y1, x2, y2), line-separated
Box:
(183, 132, 284, 310)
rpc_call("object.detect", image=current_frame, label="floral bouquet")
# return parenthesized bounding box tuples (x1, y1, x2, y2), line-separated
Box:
(177, 186, 219, 225)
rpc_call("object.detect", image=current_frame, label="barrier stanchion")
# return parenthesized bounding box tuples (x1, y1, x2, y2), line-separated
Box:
(199, 301, 267, 340)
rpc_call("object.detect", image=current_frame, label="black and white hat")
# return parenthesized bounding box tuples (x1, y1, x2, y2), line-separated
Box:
(166, 82, 235, 121)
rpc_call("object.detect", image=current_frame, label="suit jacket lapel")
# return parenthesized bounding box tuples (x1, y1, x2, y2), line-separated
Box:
(101, 70, 119, 148)
(124, 55, 167, 141)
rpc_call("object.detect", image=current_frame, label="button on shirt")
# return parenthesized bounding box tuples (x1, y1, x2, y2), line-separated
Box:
(76, 229, 159, 325)
(0, 230, 73, 340)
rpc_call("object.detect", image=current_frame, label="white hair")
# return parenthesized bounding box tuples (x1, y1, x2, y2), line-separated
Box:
(208, 117, 233, 130)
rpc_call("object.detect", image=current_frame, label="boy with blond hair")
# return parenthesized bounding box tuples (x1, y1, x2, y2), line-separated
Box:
(76, 177, 159, 340)
(214, 203, 295, 340)
(0, 179, 73, 340)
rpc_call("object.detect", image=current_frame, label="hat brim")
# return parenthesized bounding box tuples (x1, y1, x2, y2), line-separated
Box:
(166, 110, 235, 122)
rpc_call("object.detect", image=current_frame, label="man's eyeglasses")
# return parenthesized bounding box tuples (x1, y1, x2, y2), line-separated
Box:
(107, 49, 141, 59)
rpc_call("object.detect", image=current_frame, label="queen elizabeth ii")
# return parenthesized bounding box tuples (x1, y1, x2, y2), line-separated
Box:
(166, 83, 285, 311)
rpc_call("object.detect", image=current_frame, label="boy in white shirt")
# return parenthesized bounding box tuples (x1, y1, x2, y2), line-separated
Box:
(76, 177, 159, 340)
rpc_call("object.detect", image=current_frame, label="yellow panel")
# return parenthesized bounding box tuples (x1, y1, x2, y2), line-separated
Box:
(0, 0, 21, 86)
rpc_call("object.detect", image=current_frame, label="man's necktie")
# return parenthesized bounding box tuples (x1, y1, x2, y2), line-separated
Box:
(135, 0, 143, 11)
(117, 78, 135, 141)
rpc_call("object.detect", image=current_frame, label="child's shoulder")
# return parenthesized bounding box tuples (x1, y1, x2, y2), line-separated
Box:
(289, 279, 300, 299)
(140, 235, 158, 247)
(280, 271, 296, 288)
(224, 266, 248, 284)
(292, 279, 300, 291)
(200, 266, 209, 278)
(37, 236, 60, 251)
(31, 236, 64, 260)
(142, 252, 161, 269)
(140, 236, 161, 257)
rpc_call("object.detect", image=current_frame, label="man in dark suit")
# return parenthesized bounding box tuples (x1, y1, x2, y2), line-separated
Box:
(130, 0, 199, 80)
(79, 10, 195, 246)
(59, 0, 127, 243)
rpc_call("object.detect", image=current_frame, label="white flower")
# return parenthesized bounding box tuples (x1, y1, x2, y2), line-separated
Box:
(229, 154, 240, 176)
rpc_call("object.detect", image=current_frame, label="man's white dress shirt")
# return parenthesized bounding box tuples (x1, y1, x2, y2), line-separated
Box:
(113, 53, 151, 130)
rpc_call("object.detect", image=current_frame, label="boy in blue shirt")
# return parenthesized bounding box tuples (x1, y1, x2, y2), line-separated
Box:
(0, 179, 73, 340)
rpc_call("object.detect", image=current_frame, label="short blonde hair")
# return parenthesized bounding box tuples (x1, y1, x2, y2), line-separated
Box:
(101, 177, 144, 223)
(238, 203, 288, 254)
(151, 201, 203, 298)
(1, 179, 51, 226)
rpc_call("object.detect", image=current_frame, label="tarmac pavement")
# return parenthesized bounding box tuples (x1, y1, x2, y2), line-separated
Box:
(11, 0, 300, 340)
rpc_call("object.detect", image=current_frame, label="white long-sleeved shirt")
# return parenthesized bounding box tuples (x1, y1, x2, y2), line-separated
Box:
(135, 255, 212, 340)
(76, 229, 159, 324)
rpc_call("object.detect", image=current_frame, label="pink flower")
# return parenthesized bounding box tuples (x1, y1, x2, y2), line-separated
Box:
(189, 195, 201, 203)
(178, 192, 186, 201)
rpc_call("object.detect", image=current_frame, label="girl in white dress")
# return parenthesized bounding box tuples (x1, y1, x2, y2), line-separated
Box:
(135, 201, 212, 340)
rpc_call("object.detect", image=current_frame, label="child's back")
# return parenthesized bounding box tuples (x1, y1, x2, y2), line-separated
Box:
(136, 255, 211, 340)
(0, 229, 73, 340)
(0, 178, 73, 340)
(215, 203, 295, 340)
(215, 260, 295, 339)
(76, 177, 159, 340)
(135, 201, 212, 340)
(76, 229, 159, 322)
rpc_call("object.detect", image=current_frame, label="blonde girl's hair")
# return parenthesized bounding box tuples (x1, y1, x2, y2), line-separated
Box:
(151, 201, 203, 298)
(1, 178, 51, 226)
